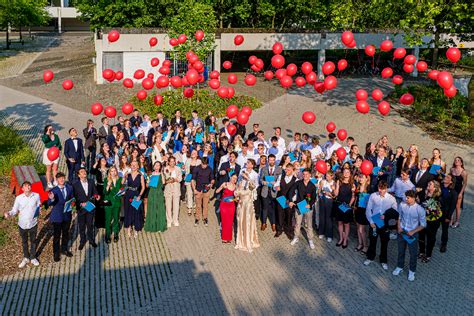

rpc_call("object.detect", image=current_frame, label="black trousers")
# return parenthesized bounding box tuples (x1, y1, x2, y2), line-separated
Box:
(66, 160, 81, 183)
(19, 225, 37, 259)
(441, 219, 449, 246)
(78, 211, 95, 244)
(53, 221, 71, 255)
(262, 195, 276, 225)
(276, 202, 294, 236)
(367, 227, 390, 263)
(419, 220, 440, 257)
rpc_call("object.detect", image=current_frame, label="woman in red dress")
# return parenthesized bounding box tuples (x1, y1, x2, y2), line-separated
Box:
(216, 174, 238, 243)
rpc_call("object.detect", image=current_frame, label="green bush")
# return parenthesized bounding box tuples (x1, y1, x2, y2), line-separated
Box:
(0, 125, 45, 176)
(392, 83, 473, 140)
(131, 88, 262, 119)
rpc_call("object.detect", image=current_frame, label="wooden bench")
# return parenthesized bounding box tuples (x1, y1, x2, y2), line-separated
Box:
(10, 165, 48, 202)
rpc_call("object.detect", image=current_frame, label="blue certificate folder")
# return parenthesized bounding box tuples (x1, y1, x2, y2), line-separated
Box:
(149, 175, 160, 188)
(84, 201, 96, 212)
(310, 177, 318, 185)
(372, 166, 381, 176)
(371, 213, 384, 228)
(402, 233, 416, 244)
(297, 200, 310, 214)
(289, 152, 297, 162)
(265, 176, 275, 187)
(184, 173, 193, 183)
(429, 164, 442, 175)
(34, 206, 40, 218)
(131, 199, 142, 210)
(64, 198, 75, 213)
(338, 203, 351, 213)
(144, 147, 153, 157)
(358, 193, 370, 208)
(222, 196, 234, 202)
(276, 196, 289, 209)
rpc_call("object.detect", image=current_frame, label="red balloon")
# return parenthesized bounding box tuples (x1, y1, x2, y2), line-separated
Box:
(156, 76, 169, 88)
(169, 38, 179, 46)
(62, 80, 74, 90)
(314, 82, 325, 94)
(347, 40, 357, 48)
(151, 57, 160, 67)
(195, 30, 204, 42)
(209, 70, 220, 79)
(241, 106, 252, 116)
(280, 76, 293, 88)
(121, 102, 134, 115)
(404, 55, 417, 65)
(227, 86, 236, 99)
(237, 112, 249, 125)
(275, 69, 287, 80)
(381, 67, 393, 78)
(227, 73, 238, 84)
(356, 89, 368, 101)
(43, 70, 54, 83)
(47, 147, 60, 161)
(91, 103, 103, 116)
(372, 89, 384, 101)
(248, 55, 257, 64)
(153, 94, 163, 105)
(234, 35, 244, 46)
(104, 106, 117, 118)
(159, 67, 170, 76)
(437, 71, 453, 89)
(326, 121, 336, 133)
(123, 78, 134, 88)
(227, 124, 237, 136)
(323, 75, 337, 90)
(226, 105, 239, 118)
(208, 79, 220, 90)
(444, 85, 457, 98)
(134, 69, 145, 80)
(186, 69, 199, 85)
(365, 45, 376, 57)
(181, 77, 189, 86)
(302, 111, 316, 124)
(271, 54, 285, 69)
(356, 101, 370, 114)
(380, 40, 393, 52)
(399, 93, 414, 105)
(337, 59, 348, 71)
(446, 47, 461, 63)
(322, 61, 336, 75)
(163, 60, 171, 68)
(107, 30, 120, 43)
(360, 160, 374, 176)
(142, 78, 154, 90)
(198, 74, 205, 83)
(178, 34, 187, 44)
(306, 72, 317, 85)
(250, 65, 260, 72)
(183, 88, 194, 98)
(378, 101, 390, 116)
(272, 42, 283, 55)
(194, 61, 204, 71)
(147, 73, 154, 80)
(428, 70, 439, 80)
(264, 71, 274, 80)
(137, 90, 147, 100)
(102, 68, 115, 80)
(295, 77, 306, 87)
(217, 86, 229, 98)
(222, 61, 232, 70)
(403, 64, 414, 73)
(336, 147, 347, 161)
(114, 71, 123, 81)
(286, 63, 297, 76)
(416, 61, 428, 72)
(393, 48, 406, 59)
(244, 74, 257, 86)
(337, 129, 347, 141)
(301, 62, 313, 75)
(168, 76, 180, 88)
(255, 59, 265, 71)
(341, 31, 354, 46)
(316, 160, 328, 174)
(149, 37, 158, 47)
(392, 75, 403, 85)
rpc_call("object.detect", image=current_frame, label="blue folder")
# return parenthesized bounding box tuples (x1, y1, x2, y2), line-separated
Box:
(209, 126, 216, 134)
(149, 175, 160, 188)
(184, 173, 193, 183)
(371, 213, 384, 228)
(289, 152, 297, 162)
(162, 132, 168, 141)
(64, 198, 75, 213)
(115, 187, 127, 197)
(229, 169, 235, 176)
(131, 199, 142, 210)
(429, 164, 442, 175)
(129, 134, 137, 141)
(338, 203, 352, 213)
(402, 233, 416, 244)
(310, 177, 318, 185)
(84, 201, 96, 212)
(34, 206, 40, 218)
(265, 175, 275, 187)
(332, 164, 339, 171)
(276, 196, 289, 209)
(144, 147, 153, 158)
(222, 196, 234, 202)
(195, 133, 203, 143)
(297, 200, 310, 214)
(358, 193, 370, 208)
(372, 166, 381, 176)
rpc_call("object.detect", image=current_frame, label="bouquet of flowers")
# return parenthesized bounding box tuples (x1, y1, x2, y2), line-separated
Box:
(423, 198, 442, 221)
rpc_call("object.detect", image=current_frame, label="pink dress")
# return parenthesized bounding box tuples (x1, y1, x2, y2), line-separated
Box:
(219, 188, 235, 241)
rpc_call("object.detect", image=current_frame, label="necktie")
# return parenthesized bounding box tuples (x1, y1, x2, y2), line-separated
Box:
(62, 187, 66, 199)
(270, 168, 273, 176)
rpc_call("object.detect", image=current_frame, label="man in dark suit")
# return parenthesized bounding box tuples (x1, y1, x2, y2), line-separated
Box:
(47, 172, 74, 261)
(64, 128, 85, 182)
(98, 117, 111, 146)
(170, 109, 186, 129)
(260, 154, 282, 232)
(370, 146, 392, 192)
(72, 168, 99, 250)
(217, 152, 241, 189)
(122, 119, 133, 142)
(415, 158, 435, 201)
(129, 109, 143, 128)
(156, 111, 169, 131)
(106, 125, 119, 149)
(83, 119, 98, 173)
(147, 119, 159, 146)
(115, 116, 125, 131)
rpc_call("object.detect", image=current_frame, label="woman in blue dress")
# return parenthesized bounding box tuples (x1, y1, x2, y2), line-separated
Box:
(123, 160, 146, 238)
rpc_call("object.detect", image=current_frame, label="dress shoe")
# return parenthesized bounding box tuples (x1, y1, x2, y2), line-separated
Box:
(89, 241, 98, 248)
(261, 224, 267, 231)
(78, 243, 86, 251)
(114, 235, 119, 243)
(54, 254, 60, 262)
(440, 245, 447, 253)
(274, 231, 282, 238)
(271, 224, 276, 232)
(62, 251, 73, 257)
(105, 237, 111, 244)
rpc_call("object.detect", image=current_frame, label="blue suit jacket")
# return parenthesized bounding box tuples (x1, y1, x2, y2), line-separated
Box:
(48, 184, 74, 223)
(64, 138, 85, 162)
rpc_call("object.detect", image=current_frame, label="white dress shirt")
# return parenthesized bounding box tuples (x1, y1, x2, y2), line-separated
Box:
(310, 145, 323, 161)
(287, 140, 302, 152)
(389, 178, 415, 201)
(8, 192, 41, 229)
(80, 180, 89, 196)
(399, 202, 427, 232)
(72, 138, 78, 151)
(324, 141, 341, 159)
(239, 169, 259, 188)
(366, 192, 398, 225)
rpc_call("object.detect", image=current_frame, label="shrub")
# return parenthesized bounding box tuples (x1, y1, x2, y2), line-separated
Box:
(131, 88, 262, 119)
(0, 125, 45, 176)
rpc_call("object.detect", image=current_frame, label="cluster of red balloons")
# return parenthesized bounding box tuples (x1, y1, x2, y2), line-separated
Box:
(341, 31, 356, 48)
(42, 70, 75, 91)
(225, 105, 252, 130)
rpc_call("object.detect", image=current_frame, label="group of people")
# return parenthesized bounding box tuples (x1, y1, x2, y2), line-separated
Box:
(5, 108, 468, 281)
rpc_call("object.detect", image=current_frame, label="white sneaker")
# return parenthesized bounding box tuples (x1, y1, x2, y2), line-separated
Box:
(408, 271, 416, 281)
(19, 258, 29, 268)
(309, 240, 315, 249)
(390, 232, 398, 240)
(327, 237, 332, 243)
(392, 267, 403, 276)
(381, 263, 388, 270)
(167, 223, 172, 228)
(290, 237, 299, 246)
(318, 235, 324, 239)
(363, 259, 373, 266)
(173, 222, 180, 227)
(30, 258, 40, 266)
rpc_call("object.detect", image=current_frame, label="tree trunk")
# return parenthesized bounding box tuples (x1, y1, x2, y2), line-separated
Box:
(6, 28, 9, 50)
(272, 14, 275, 29)
(432, 31, 440, 68)
(19, 26, 23, 43)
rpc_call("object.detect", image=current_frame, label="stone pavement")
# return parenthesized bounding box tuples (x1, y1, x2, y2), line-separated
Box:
(1, 82, 473, 315)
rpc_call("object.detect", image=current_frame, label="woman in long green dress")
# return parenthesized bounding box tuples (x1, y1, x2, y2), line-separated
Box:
(144, 161, 167, 232)
(104, 166, 123, 243)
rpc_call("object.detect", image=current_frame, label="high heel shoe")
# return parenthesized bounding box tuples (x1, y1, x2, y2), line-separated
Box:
(336, 241, 343, 247)
(342, 242, 348, 249)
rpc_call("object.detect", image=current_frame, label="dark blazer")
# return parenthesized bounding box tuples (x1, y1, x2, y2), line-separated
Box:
(48, 184, 74, 223)
(115, 123, 125, 131)
(106, 134, 116, 149)
(147, 128, 158, 146)
(82, 127, 98, 150)
(157, 118, 169, 131)
(130, 115, 143, 128)
(415, 169, 435, 200)
(170, 117, 186, 129)
(370, 156, 391, 180)
(72, 179, 98, 214)
(217, 161, 241, 188)
(64, 138, 85, 162)
(440, 187, 458, 220)
(98, 125, 112, 146)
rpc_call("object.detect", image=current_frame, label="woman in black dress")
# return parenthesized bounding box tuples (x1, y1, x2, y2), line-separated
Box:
(91, 157, 108, 228)
(334, 168, 356, 249)
(123, 160, 146, 238)
(354, 173, 370, 254)
(450, 156, 468, 228)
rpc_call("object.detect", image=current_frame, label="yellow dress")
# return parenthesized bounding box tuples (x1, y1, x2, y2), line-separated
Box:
(234, 183, 260, 253)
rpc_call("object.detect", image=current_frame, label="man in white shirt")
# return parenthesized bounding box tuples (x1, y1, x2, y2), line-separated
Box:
(323, 133, 342, 159)
(309, 137, 324, 161)
(344, 136, 355, 154)
(4, 181, 41, 268)
(268, 127, 286, 152)
(287, 132, 302, 153)
(389, 167, 415, 203)
(254, 131, 269, 151)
